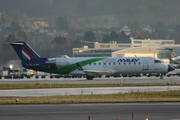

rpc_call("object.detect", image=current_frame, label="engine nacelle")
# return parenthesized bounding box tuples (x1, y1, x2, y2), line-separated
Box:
(56, 58, 70, 67)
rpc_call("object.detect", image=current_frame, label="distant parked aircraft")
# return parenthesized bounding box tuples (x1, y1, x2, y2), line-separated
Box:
(169, 48, 180, 64)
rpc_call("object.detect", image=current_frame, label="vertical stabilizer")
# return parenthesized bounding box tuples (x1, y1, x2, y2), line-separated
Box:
(169, 48, 177, 58)
(9, 41, 40, 61)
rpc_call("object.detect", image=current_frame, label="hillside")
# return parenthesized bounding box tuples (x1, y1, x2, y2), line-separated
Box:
(0, 0, 180, 25)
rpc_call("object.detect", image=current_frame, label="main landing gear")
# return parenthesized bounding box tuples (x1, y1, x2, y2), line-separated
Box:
(160, 75, 163, 79)
(86, 75, 94, 80)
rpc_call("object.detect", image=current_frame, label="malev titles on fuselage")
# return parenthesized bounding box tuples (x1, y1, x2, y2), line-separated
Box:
(117, 58, 140, 63)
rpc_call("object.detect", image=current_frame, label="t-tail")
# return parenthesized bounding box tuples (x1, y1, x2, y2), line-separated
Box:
(9, 41, 41, 62)
(169, 48, 177, 58)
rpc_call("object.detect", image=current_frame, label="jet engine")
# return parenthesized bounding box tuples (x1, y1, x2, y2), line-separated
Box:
(56, 58, 70, 67)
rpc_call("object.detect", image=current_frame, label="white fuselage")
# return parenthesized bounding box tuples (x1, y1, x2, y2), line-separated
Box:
(171, 56, 180, 64)
(49, 56, 169, 75)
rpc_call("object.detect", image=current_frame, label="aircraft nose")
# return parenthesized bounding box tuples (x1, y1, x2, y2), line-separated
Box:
(168, 64, 175, 72)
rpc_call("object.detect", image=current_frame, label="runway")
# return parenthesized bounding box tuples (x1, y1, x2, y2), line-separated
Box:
(0, 103, 180, 120)
(0, 78, 180, 120)
(0, 86, 180, 97)
(0, 76, 180, 84)
(1, 76, 180, 97)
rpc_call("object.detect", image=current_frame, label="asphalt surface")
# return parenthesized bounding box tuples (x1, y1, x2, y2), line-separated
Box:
(0, 76, 180, 120)
(0, 76, 180, 97)
(0, 103, 180, 120)
(0, 86, 180, 97)
(0, 76, 180, 84)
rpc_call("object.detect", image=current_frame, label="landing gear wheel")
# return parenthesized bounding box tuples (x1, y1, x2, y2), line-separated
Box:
(160, 75, 163, 79)
(86, 75, 94, 80)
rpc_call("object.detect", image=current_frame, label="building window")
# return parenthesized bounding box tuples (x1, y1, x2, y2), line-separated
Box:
(117, 54, 123, 57)
(100, 45, 110, 48)
(134, 41, 142, 44)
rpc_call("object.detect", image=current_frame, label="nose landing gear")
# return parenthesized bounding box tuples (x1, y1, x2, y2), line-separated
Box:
(160, 73, 164, 79)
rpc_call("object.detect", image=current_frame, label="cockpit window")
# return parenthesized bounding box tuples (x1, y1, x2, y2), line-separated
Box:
(154, 60, 162, 63)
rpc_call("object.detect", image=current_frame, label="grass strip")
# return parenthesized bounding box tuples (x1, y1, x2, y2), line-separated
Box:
(0, 90, 180, 104)
(0, 83, 178, 89)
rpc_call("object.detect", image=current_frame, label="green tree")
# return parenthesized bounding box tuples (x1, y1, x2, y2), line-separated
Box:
(102, 30, 130, 42)
(175, 25, 180, 32)
(84, 31, 96, 41)
(109, 30, 119, 40)
(154, 22, 167, 39)
(102, 34, 110, 43)
(5, 34, 17, 42)
(3, 34, 17, 50)
(16, 31, 28, 41)
(51, 35, 67, 47)
(119, 31, 130, 40)
(102, 30, 119, 43)
(0, 17, 6, 25)
(10, 20, 21, 32)
(56, 16, 68, 31)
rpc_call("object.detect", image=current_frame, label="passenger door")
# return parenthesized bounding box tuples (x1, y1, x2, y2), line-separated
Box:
(143, 60, 149, 70)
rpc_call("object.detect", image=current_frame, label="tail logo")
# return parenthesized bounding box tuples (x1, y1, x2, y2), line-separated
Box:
(22, 46, 35, 61)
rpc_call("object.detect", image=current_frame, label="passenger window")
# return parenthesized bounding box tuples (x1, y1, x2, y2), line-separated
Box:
(129, 62, 131, 65)
(114, 63, 115, 65)
(109, 63, 111, 65)
(94, 63, 96, 65)
(139, 62, 141, 65)
(134, 62, 136, 65)
(90, 63, 91, 65)
(124, 62, 126, 65)
(99, 63, 101, 65)
(104, 63, 106, 65)
(119, 62, 121, 65)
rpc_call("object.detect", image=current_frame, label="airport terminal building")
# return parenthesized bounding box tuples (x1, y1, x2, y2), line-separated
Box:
(73, 38, 180, 61)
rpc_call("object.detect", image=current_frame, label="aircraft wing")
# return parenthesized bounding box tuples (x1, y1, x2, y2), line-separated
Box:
(76, 63, 113, 76)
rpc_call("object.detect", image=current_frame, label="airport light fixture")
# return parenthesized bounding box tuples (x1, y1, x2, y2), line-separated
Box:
(9, 64, 13, 70)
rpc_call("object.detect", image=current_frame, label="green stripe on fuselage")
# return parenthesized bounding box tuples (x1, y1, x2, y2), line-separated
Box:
(44, 57, 106, 74)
